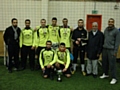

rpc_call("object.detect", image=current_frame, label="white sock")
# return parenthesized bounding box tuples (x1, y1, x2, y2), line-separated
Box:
(81, 64, 85, 71)
(72, 64, 77, 71)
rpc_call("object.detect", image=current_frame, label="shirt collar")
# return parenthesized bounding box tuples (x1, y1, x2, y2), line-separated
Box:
(25, 27, 31, 29)
(92, 30, 98, 35)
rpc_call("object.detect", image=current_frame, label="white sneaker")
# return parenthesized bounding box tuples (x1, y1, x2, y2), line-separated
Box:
(100, 74, 109, 79)
(110, 78, 117, 84)
(13, 68, 17, 71)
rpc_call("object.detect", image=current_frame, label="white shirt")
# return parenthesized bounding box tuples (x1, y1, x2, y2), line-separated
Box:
(92, 30, 98, 35)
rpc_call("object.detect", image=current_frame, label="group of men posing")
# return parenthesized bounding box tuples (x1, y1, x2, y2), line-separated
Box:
(3, 17, 120, 84)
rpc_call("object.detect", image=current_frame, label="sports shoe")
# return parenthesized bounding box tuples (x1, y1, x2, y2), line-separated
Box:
(110, 78, 117, 84)
(100, 74, 109, 79)
(8, 70, 12, 73)
(71, 70, 76, 74)
(13, 68, 18, 71)
(70, 67, 75, 74)
(86, 73, 92, 76)
(82, 71, 86, 76)
(20, 67, 26, 71)
(93, 74, 97, 78)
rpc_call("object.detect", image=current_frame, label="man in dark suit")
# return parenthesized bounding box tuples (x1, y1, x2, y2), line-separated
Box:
(86, 22, 104, 78)
(3, 18, 21, 73)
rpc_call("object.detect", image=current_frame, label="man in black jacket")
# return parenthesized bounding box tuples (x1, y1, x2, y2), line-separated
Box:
(3, 18, 21, 73)
(86, 22, 104, 78)
(72, 19, 88, 75)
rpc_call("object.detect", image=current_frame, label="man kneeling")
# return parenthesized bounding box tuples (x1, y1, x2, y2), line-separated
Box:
(39, 40, 56, 79)
(55, 43, 71, 80)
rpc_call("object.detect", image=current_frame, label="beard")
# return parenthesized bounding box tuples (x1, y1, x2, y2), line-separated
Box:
(108, 25, 114, 30)
(13, 25, 17, 28)
(25, 26, 30, 29)
(79, 26, 83, 29)
(46, 47, 51, 50)
(92, 29, 97, 32)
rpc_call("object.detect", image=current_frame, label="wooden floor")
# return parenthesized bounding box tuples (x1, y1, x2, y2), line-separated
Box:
(0, 31, 120, 58)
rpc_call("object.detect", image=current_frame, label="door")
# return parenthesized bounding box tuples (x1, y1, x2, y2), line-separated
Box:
(86, 15, 102, 31)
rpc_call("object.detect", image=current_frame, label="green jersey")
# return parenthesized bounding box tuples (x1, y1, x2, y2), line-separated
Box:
(56, 49, 70, 69)
(39, 48, 56, 69)
(20, 28, 35, 48)
(48, 25, 60, 44)
(59, 26, 71, 48)
(35, 26, 49, 47)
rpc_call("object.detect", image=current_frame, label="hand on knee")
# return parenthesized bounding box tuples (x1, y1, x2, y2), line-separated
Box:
(43, 75, 48, 78)
(65, 74, 71, 78)
(47, 64, 51, 68)
(55, 63, 60, 68)
(51, 66, 54, 70)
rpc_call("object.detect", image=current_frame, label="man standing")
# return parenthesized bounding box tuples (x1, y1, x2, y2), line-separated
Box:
(100, 18, 120, 84)
(3, 18, 21, 73)
(72, 19, 88, 75)
(48, 17, 59, 50)
(35, 19, 49, 69)
(86, 22, 104, 78)
(59, 18, 73, 51)
(20, 19, 35, 71)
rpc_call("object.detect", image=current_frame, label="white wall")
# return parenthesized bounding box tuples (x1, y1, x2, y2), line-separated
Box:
(0, 0, 120, 32)
(0, 0, 42, 30)
(48, 1, 120, 32)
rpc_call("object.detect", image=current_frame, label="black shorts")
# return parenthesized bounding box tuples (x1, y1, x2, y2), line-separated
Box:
(43, 66, 51, 76)
(60, 64, 71, 74)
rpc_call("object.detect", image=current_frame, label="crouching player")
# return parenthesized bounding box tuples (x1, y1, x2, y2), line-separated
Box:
(39, 40, 56, 79)
(55, 43, 71, 81)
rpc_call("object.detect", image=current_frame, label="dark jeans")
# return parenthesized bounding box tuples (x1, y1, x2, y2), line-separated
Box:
(102, 48, 117, 79)
(8, 44, 19, 70)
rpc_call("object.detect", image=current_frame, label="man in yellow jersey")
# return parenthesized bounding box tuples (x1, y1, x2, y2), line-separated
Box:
(59, 18, 73, 52)
(35, 19, 49, 70)
(48, 17, 59, 50)
(20, 19, 35, 71)
(55, 43, 71, 79)
(39, 40, 56, 80)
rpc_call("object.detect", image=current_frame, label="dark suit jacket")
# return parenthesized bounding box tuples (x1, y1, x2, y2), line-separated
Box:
(87, 30, 104, 60)
(3, 26, 21, 45)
